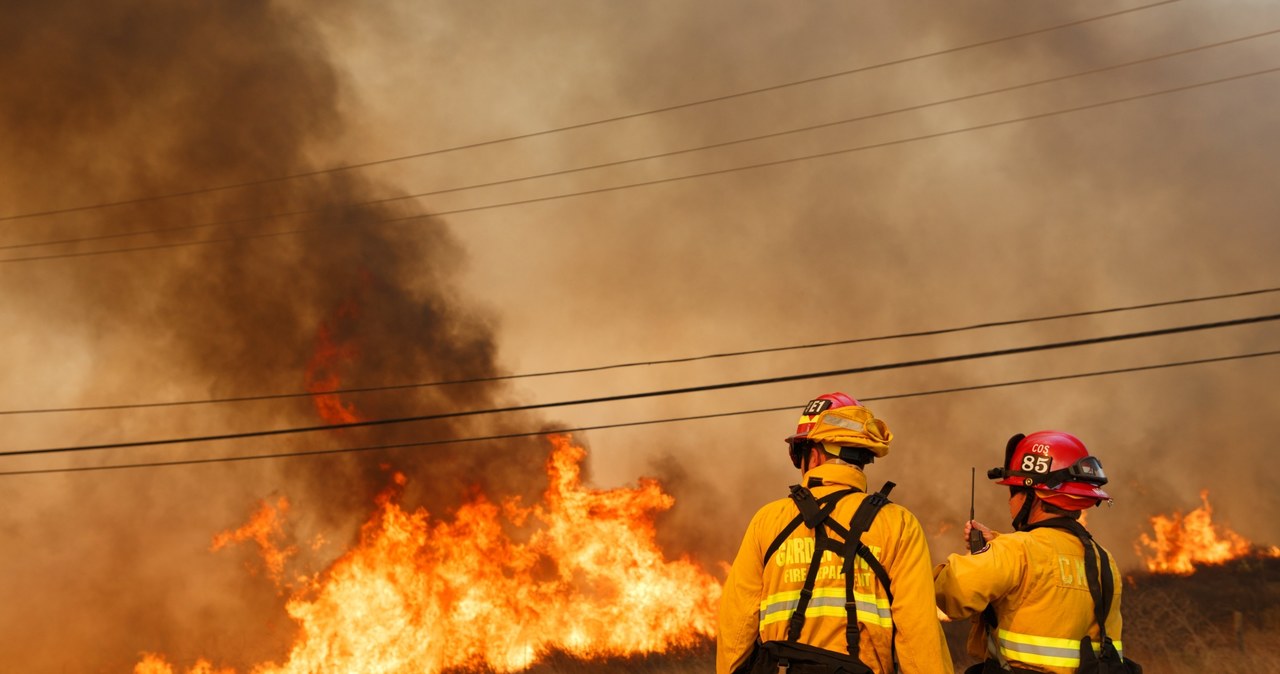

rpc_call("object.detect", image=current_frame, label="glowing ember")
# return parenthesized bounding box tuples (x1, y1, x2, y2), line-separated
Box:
(1138, 489, 1280, 574)
(138, 435, 720, 673)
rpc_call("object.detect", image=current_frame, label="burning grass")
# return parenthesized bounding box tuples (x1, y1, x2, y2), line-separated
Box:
(138, 435, 720, 674)
(1138, 490, 1280, 575)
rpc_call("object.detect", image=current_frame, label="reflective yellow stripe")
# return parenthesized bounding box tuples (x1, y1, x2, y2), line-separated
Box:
(759, 587, 893, 629)
(996, 629, 1080, 668)
(997, 629, 1080, 650)
(995, 629, 1125, 668)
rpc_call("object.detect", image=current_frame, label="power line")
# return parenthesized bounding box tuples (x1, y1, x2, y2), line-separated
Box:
(3, 347, 1274, 478)
(0, 226, 301, 264)
(336, 26, 1280, 206)
(0, 205, 318, 253)
(4, 284, 1277, 416)
(11, 21, 1273, 255)
(7, 60, 1280, 266)
(3, 311, 1276, 457)
(408, 64, 1280, 218)
(0, 0, 1181, 224)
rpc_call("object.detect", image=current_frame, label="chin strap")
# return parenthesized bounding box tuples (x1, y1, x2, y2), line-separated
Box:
(1011, 489, 1036, 531)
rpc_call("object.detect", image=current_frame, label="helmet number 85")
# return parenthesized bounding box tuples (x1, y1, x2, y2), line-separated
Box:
(1021, 454, 1050, 474)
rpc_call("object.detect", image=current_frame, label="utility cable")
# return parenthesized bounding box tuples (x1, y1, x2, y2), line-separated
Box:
(2, 311, 1276, 457)
(6, 60, 1280, 265)
(2, 284, 1277, 416)
(3, 347, 1275, 477)
(10, 22, 1274, 255)
(0, 0, 1181, 224)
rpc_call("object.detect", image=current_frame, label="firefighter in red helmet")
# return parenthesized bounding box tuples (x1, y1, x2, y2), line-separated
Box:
(934, 432, 1141, 673)
(718, 393, 953, 674)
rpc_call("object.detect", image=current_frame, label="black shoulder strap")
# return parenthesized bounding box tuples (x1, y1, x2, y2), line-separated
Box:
(762, 486, 856, 566)
(785, 482, 895, 597)
(790, 483, 839, 529)
(841, 482, 896, 598)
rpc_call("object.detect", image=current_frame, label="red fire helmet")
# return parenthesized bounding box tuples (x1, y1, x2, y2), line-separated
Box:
(988, 430, 1111, 509)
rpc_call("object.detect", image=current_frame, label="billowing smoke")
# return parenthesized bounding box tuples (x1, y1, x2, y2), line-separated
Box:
(370, 0, 1280, 586)
(472, 0, 1278, 574)
(0, 1, 554, 670)
(4, 1, 1280, 671)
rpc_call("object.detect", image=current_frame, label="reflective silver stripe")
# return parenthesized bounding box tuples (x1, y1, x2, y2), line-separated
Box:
(995, 629, 1126, 668)
(996, 629, 1080, 668)
(759, 589, 892, 628)
(759, 597, 799, 622)
(807, 594, 893, 625)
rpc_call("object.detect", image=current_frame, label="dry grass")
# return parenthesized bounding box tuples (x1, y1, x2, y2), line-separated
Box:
(446, 642, 714, 674)
(1121, 555, 1280, 673)
(464, 557, 1280, 673)
(516, 645, 714, 674)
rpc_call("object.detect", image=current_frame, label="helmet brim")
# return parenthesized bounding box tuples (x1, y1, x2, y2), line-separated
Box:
(994, 475, 1110, 501)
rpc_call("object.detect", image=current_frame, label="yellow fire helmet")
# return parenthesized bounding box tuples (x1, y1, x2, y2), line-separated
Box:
(806, 404, 893, 458)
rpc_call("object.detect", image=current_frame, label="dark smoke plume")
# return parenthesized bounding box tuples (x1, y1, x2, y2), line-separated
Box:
(0, 1, 551, 670)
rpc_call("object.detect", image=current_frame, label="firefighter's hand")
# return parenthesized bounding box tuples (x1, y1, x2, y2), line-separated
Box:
(965, 520, 994, 544)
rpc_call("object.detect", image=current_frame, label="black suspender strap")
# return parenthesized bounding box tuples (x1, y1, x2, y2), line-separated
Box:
(843, 541, 859, 649)
(787, 522, 829, 640)
(839, 482, 895, 661)
(1083, 529, 1114, 642)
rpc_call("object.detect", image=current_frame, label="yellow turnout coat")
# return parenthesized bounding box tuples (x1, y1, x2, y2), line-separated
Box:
(717, 463, 953, 674)
(934, 526, 1124, 673)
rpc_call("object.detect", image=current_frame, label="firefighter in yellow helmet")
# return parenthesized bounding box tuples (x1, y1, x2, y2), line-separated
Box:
(718, 393, 954, 674)
(933, 432, 1141, 674)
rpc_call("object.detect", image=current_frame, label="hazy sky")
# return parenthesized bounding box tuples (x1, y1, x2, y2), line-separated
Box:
(2, 0, 1278, 670)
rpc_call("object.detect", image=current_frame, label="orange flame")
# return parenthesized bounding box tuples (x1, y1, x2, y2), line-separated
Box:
(134, 654, 234, 674)
(1138, 489, 1280, 574)
(304, 301, 363, 425)
(138, 434, 721, 673)
(210, 497, 297, 589)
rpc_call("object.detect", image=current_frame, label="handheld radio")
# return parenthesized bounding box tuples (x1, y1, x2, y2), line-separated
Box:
(968, 467, 985, 554)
